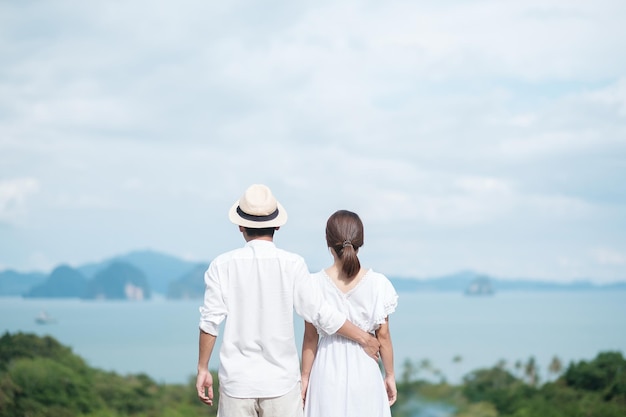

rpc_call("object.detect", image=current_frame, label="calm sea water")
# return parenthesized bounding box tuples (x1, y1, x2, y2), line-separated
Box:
(1, 291, 625, 385)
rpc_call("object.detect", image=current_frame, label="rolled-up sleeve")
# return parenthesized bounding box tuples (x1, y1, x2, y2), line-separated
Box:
(293, 262, 345, 335)
(198, 262, 227, 336)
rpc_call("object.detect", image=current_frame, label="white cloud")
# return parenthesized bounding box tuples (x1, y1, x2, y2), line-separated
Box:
(587, 77, 626, 117)
(0, 0, 625, 283)
(0, 178, 40, 221)
(592, 248, 625, 266)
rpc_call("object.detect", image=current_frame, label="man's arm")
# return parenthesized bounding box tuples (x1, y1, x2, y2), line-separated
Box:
(292, 262, 380, 359)
(301, 321, 320, 402)
(196, 329, 217, 406)
(336, 320, 380, 360)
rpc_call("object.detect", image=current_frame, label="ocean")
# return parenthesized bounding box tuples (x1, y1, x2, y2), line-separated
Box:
(1, 291, 625, 385)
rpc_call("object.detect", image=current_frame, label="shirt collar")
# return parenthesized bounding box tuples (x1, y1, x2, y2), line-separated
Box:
(245, 239, 276, 248)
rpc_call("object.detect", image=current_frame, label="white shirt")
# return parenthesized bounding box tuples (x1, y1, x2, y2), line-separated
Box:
(199, 239, 346, 398)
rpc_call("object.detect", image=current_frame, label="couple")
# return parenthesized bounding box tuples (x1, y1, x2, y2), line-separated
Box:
(196, 184, 398, 417)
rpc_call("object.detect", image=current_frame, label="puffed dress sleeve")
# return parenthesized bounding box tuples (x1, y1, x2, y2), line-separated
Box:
(373, 273, 399, 328)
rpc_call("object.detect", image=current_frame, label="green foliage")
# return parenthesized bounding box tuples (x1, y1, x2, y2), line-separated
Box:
(0, 332, 217, 417)
(0, 331, 88, 374)
(453, 351, 626, 417)
(463, 366, 528, 415)
(7, 357, 101, 415)
(90, 371, 157, 415)
(563, 351, 626, 401)
(3, 331, 624, 417)
(455, 401, 498, 417)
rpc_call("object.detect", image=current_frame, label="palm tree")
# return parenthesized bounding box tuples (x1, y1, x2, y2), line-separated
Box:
(432, 368, 446, 384)
(524, 356, 539, 387)
(514, 359, 523, 380)
(548, 355, 563, 379)
(452, 354, 463, 383)
(419, 358, 435, 382)
(401, 358, 417, 384)
(419, 358, 433, 372)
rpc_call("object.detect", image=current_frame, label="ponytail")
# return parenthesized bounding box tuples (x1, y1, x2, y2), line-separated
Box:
(325, 210, 364, 279)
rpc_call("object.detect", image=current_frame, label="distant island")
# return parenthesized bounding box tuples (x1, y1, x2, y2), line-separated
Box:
(0, 249, 624, 300)
(20, 261, 151, 301)
(464, 275, 494, 296)
(389, 270, 626, 294)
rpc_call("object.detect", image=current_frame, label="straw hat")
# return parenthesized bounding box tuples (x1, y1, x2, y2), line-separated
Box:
(228, 184, 288, 228)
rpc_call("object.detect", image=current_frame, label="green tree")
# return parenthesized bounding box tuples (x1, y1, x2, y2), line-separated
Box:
(456, 401, 498, 417)
(453, 354, 463, 382)
(0, 331, 87, 373)
(524, 356, 539, 387)
(563, 351, 626, 401)
(419, 358, 433, 373)
(463, 366, 527, 415)
(6, 357, 101, 416)
(548, 355, 563, 380)
(0, 332, 221, 417)
(514, 359, 523, 379)
(401, 358, 417, 384)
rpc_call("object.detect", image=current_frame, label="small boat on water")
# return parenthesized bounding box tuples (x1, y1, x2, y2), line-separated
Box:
(35, 311, 56, 324)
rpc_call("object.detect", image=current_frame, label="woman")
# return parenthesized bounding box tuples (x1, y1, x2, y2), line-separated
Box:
(301, 210, 398, 417)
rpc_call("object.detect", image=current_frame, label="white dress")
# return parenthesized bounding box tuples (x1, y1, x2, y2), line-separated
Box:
(304, 269, 399, 417)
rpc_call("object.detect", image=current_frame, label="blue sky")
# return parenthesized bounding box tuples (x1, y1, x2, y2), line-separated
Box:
(1, 0, 625, 283)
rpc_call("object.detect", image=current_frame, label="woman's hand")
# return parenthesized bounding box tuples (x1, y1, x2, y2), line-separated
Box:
(385, 374, 397, 406)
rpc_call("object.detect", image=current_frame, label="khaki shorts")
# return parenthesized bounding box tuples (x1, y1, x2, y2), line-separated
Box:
(218, 383, 303, 417)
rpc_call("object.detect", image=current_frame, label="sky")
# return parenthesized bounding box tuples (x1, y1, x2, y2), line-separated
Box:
(1, 0, 625, 283)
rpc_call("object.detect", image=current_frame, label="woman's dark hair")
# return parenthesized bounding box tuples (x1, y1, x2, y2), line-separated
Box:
(326, 210, 364, 279)
(244, 227, 276, 238)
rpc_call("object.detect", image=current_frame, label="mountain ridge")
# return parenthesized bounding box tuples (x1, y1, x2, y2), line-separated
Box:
(1, 250, 624, 298)
(388, 270, 626, 292)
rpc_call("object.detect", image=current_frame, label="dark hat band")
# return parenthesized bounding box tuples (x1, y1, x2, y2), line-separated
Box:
(236, 206, 280, 222)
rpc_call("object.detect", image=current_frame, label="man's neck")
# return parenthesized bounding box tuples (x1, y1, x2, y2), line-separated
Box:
(244, 235, 274, 243)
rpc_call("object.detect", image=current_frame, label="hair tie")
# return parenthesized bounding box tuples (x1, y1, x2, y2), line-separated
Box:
(342, 240, 353, 248)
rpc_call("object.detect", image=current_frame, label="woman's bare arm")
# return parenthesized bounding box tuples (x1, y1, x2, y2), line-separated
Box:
(376, 317, 397, 405)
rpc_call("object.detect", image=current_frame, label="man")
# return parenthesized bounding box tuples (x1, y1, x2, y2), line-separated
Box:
(196, 184, 380, 417)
